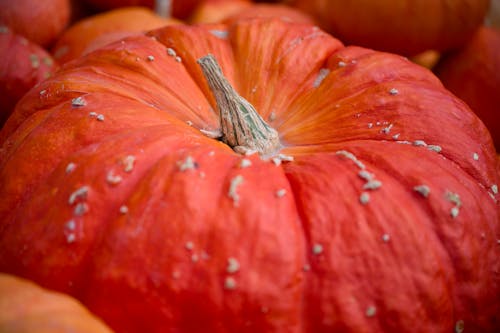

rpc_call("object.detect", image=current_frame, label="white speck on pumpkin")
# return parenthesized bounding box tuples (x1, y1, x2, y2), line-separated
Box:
(313, 68, 330, 88)
(358, 170, 374, 181)
(389, 88, 399, 95)
(228, 175, 244, 206)
(413, 140, 427, 147)
(450, 207, 460, 219)
(382, 234, 390, 242)
(191, 254, 199, 262)
(119, 205, 128, 214)
(303, 264, 311, 271)
(66, 233, 76, 243)
(71, 96, 86, 107)
(338, 61, 346, 67)
(360, 192, 370, 205)
(172, 271, 181, 279)
(65, 220, 76, 231)
(363, 179, 382, 190)
(414, 185, 430, 198)
(455, 320, 465, 333)
(227, 257, 240, 273)
(89, 112, 98, 118)
(96, 114, 105, 121)
(29, 54, 40, 68)
(39, 89, 47, 96)
(312, 243, 323, 255)
(269, 111, 277, 122)
(65, 162, 76, 174)
(175, 56, 182, 63)
(276, 189, 287, 198)
(106, 170, 122, 185)
(427, 145, 442, 153)
(335, 150, 365, 169)
(185, 241, 194, 250)
(473, 152, 479, 161)
(166, 48, 176, 57)
(239, 159, 252, 168)
(446, 191, 462, 207)
(224, 277, 237, 290)
(186, 120, 193, 126)
(365, 306, 377, 317)
(68, 186, 89, 205)
(392, 133, 400, 140)
(122, 155, 136, 173)
(178, 156, 197, 171)
(73, 202, 89, 216)
(381, 123, 393, 134)
(147, 55, 155, 61)
(492, 184, 498, 194)
(367, 123, 373, 129)
(210, 30, 228, 39)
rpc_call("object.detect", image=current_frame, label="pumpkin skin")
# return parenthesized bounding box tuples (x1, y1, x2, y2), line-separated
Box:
(0, 273, 114, 333)
(286, 0, 490, 56)
(0, 0, 70, 47)
(0, 19, 499, 333)
(434, 26, 500, 150)
(52, 6, 179, 64)
(0, 27, 58, 126)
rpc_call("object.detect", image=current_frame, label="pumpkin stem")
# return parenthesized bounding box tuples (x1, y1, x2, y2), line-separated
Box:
(155, 0, 172, 18)
(197, 54, 281, 156)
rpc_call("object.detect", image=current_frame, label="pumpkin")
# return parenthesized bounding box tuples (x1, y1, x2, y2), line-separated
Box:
(0, 18, 499, 333)
(52, 6, 179, 64)
(0, 273, 114, 333)
(85, 0, 201, 20)
(0, 26, 58, 126)
(0, 0, 70, 47)
(286, 0, 490, 56)
(434, 26, 500, 151)
(189, 0, 314, 25)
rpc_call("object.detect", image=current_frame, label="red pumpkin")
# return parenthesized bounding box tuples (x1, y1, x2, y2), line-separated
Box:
(434, 26, 500, 151)
(286, 0, 490, 56)
(52, 6, 179, 64)
(0, 27, 58, 126)
(0, 0, 70, 47)
(85, 0, 201, 20)
(0, 19, 499, 333)
(0, 273, 114, 333)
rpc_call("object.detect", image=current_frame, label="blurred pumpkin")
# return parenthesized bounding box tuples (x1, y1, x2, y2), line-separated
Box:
(434, 26, 500, 150)
(286, 0, 490, 56)
(84, 0, 200, 20)
(0, 18, 499, 333)
(0, 26, 58, 126)
(0, 273, 114, 333)
(190, 0, 314, 25)
(0, 0, 70, 47)
(52, 6, 179, 64)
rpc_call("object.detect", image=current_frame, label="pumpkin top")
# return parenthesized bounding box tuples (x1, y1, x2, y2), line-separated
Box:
(0, 18, 498, 333)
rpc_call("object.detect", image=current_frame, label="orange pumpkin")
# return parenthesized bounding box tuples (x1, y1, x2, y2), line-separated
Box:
(190, 0, 314, 25)
(0, 0, 70, 47)
(0, 19, 499, 333)
(0, 273, 114, 333)
(286, 0, 490, 56)
(52, 6, 179, 64)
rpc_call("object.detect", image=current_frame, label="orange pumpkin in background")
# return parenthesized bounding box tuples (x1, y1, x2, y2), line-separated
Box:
(0, 27, 58, 126)
(189, 0, 314, 25)
(52, 6, 179, 65)
(0, 273, 114, 333)
(434, 26, 500, 151)
(0, 0, 70, 47)
(84, 0, 201, 20)
(286, 0, 490, 56)
(0, 18, 499, 333)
